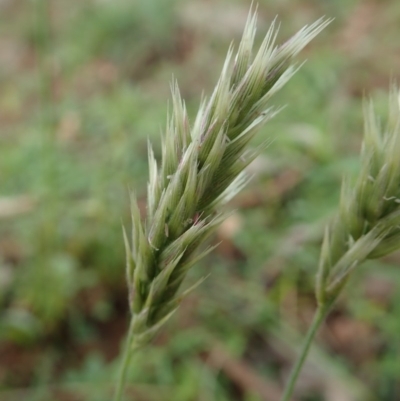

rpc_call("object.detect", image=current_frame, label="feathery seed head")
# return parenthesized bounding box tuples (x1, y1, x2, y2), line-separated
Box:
(317, 86, 400, 306)
(125, 10, 330, 346)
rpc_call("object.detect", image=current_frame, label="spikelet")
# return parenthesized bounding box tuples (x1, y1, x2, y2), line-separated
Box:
(126, 8, 331, 347)
(317, 86, 400, 306)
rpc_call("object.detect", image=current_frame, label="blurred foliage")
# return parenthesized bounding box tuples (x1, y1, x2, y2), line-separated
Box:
(0, 0, 400, 400)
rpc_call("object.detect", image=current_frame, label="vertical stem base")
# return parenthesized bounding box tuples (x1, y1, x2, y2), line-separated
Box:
(280, 304, 330, 401)
(113, 319, 137, 401)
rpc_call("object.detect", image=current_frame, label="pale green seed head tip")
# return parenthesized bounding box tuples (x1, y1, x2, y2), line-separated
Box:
(362, 99, 381, 153)
(386, 88, 400, 169)
(122, 224, 131, 265)
(244, 1, 259, 35)
(147, 140, 160, 217)
(275, 17, 332, 64)
(233, 8, 257, 83)
(365, 88, 400, 215)
(129, 191, 146, 256)
(252, 19, 278, 66)
(387, 85, 400, 129)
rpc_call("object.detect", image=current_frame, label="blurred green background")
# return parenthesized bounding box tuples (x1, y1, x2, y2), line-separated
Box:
(1, 0, 400, 400)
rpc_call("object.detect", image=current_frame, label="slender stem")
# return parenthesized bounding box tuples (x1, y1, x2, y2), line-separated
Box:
(280, 304, 330, 401)
(113, 319, 137, 401)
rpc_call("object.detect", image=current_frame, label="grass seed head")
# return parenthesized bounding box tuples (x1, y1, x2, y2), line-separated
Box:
(317, 86, 400, 306)
(126, 9, 330, 346)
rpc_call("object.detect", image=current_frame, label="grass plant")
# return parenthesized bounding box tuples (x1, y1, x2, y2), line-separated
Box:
(4, 1, 400, 400)
(281, 87, 400, 401)
(114, 8, 330, 401)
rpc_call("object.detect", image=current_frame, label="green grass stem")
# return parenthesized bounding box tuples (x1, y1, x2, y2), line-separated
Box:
(280, 303, 331, 401)
(113, 320, 138, 401)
